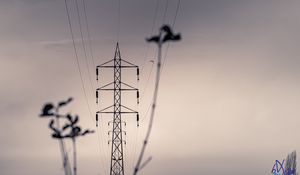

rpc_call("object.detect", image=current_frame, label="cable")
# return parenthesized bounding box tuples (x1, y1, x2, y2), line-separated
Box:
(81, 2, 110, 170)
(133, 2, 182, 173)
(140, 0, 169, 95)
(96, 126, 109, 174)
(162, 0, 169, 24)
(140, 0, 169, 104)
(172, 0, 181, 27)
(133, 33, 163, 175)
(74, 0, 95, 92)
(82, 0, 96, 69)
(132, 0, 170, 170)
(64, 1, 107, 174)
(64, 0, 93, 122)
(140, 102, 151, 124)
(117, 0, 121, 42)
(128, 78, 141, 174)
(141, 59, 155, 99)
(80, 2, 109, 169)
(140, 0, 181, 124)
(133, 1, 172, 168)
(161, 0, 181, 73)
(134, 0, 170, 144)
(139, 0, 181, 126)
(140, 0, 159, 73)
(131, 1, 160, 171)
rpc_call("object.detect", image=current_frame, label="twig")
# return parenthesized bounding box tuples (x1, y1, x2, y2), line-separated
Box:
(73, 138, 77, 175)
(55, 107, 72, 175)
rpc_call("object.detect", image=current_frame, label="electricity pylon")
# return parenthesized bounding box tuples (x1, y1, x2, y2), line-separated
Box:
(96, 43, 139, 175)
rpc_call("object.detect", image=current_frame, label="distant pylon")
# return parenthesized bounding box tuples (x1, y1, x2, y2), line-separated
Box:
(96, 43, 139, 175)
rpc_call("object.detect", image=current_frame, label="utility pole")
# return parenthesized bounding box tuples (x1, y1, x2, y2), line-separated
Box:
(96, 43, 139, 175)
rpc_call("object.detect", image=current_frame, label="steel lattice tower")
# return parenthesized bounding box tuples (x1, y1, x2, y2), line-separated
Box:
(96, 43, 139, 175)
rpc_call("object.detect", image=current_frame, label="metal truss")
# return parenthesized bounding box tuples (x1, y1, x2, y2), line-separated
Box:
(96, 43, 139, 175)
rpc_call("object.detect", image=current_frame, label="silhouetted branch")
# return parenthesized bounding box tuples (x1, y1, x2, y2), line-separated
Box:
(139, 156, 152, 171)
(40, 98, 74, 175)
(133, 25, 181, 175)
(58, 97, 73, 108)
(40, 103, 55, 117)
(40, 97, 93, 175)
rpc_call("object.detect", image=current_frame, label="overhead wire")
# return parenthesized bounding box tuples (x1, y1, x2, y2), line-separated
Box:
(65, 1, 106, 172)
(117, 0, 121, 42)
(132, 0, 170, 173)
(140, 0, 181, 124)
(162, 0, 169, 24)
(131, 0, 161, 171)
(133, 1, 181, 173)
(138, 0, 170, 128)
(82, 0, 96, 69)
(133, 13, 164, 175)
(140, 0, 159, 73)
(172, 0, 181, 28)
(96, 126, 109, 174)
(64, 0, 94, 122)
(64, 0, 108, 173)
(161, 0, 181, 73)
(86, 0, 112, 169)
(137, 1, 181, 127)
(140, 0, 169, 105)
(137, 0, 160, 128)
(74, 0, 95, 91)
(80, 0, 110, 173)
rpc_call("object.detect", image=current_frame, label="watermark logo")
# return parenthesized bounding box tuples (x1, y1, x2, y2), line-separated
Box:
(271, 160, 285, 175)
(271, 151, 297, 175)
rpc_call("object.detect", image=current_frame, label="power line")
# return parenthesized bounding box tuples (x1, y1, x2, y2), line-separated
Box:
(139, 0, 181, 125)
(140, 0, 169, 103)
(162, 0, 169, 24)
(138, 0, 172, 127)
(133, 29, 163, 175)
(132, 0, 168, 170)
(82, 0, 96, 69)
(117, 0, 121, 42)
(96, 127, 109, 174)
(64, 0, 93, 122)
(172, 0, 181, 27)
(140, 0, 159, 73)
(133, 1, 182, 173)
(64, 1, 107, 174)
(141, 60, 155, 99)
(132, 0, 160, 171)
(139, 0, 181, 126)
(80, 1, 110, 169)
(161, 0, 181, 73)
(134, 24, 181, 175)
(74, 0, 95, 92)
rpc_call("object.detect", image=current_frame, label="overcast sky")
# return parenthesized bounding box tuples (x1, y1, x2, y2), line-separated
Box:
(1, 0, 300, 175)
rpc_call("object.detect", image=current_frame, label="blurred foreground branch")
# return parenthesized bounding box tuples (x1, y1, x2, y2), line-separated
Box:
(133, 25, 181, 175)
(40, 97, 94, 175)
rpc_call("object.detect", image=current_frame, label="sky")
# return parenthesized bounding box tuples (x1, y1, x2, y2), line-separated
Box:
(1, 0, 300, 175)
